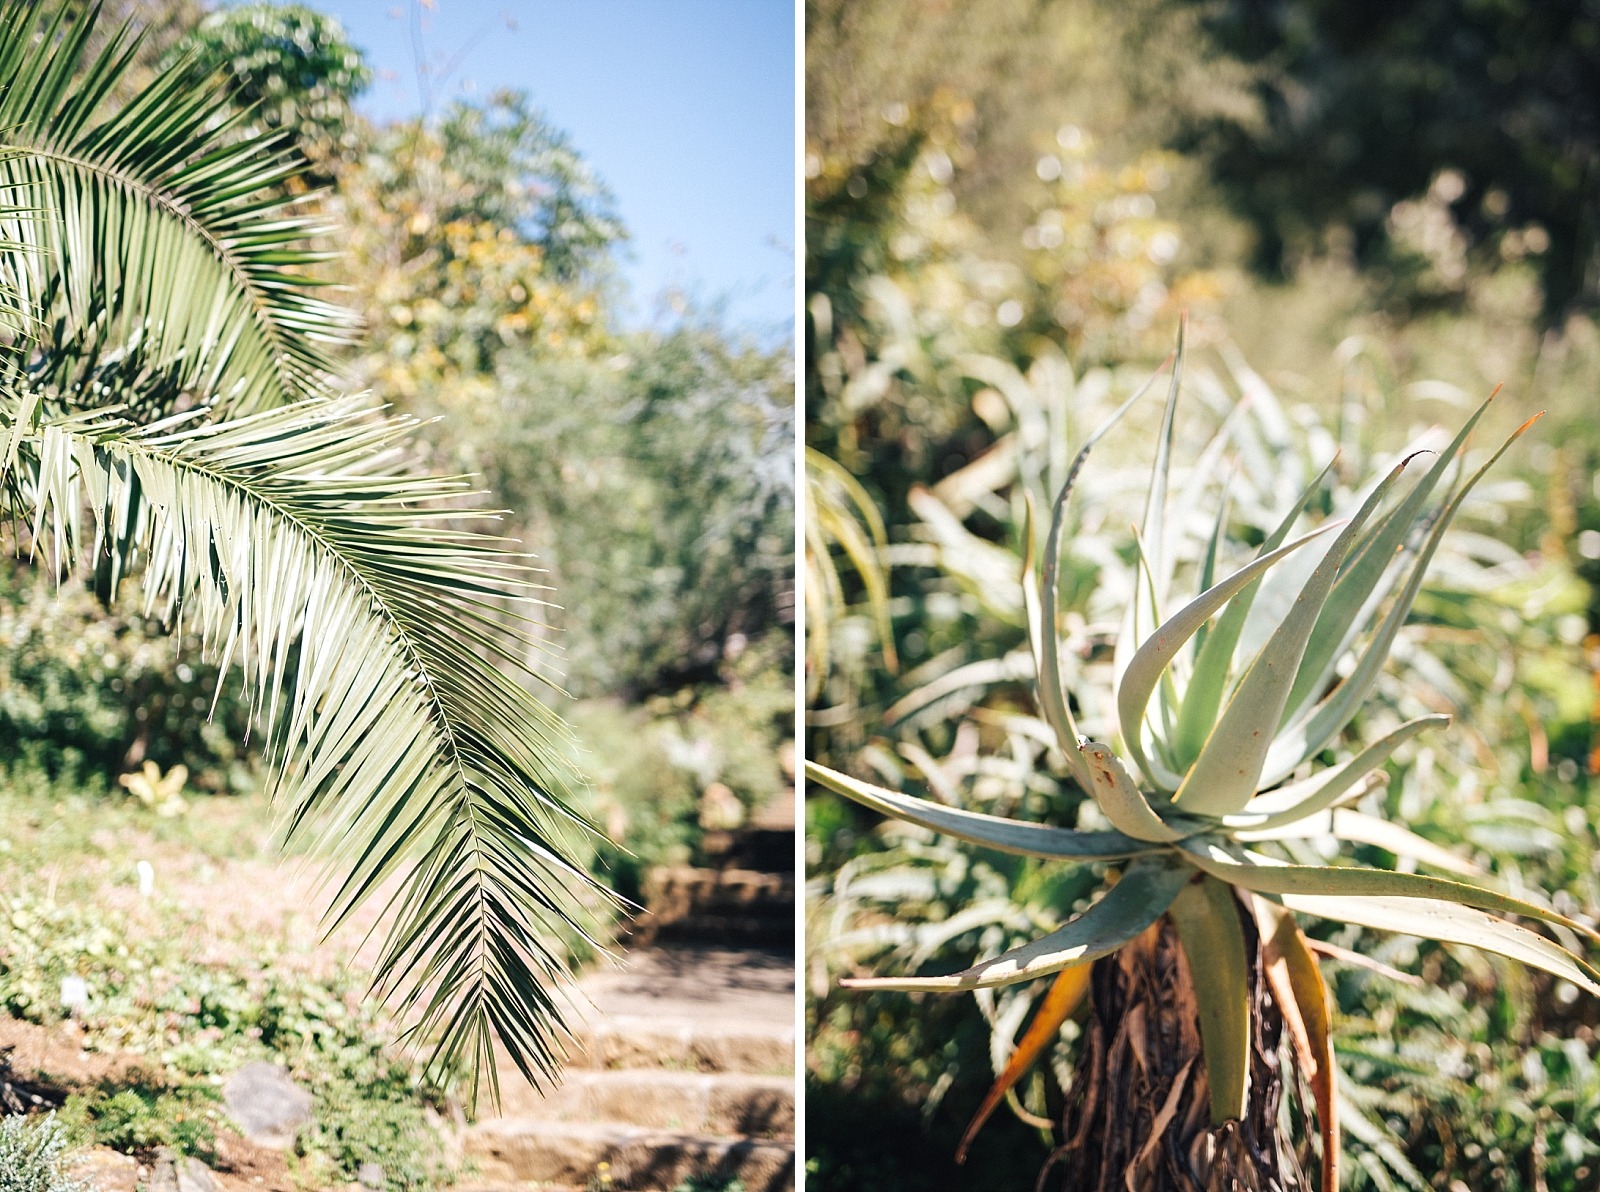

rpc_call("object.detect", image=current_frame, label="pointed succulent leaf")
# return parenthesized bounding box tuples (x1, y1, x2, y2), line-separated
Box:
(1232, 714, 1450, 829)
(1134, 316, 1184, 614)
(1229, 771, 1388, 832)
(838, 858, 1193, 992)
(957, 963, 1092, 1163)
(804, 760, 1153, 861)
(1236, 806, 1481, 877)
(1035, 358, 1172, 784)
(1285, 396, 1495, 722)
(1189, 469, 1234, 666)
(1023, 490, 1091, 792)
(1174, 456, 1339, 768)
(1117, 520, 1344, 792)
(1168, 875, 1251, 1123)
(1280, 893, 1600, 996)
(1173, 458, 1414, 817)
(1179, 839, 1599, 944)
(1263, 414, 1542, 786)
(1077, 741, 1185, 843)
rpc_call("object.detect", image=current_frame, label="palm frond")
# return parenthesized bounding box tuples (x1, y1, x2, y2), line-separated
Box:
(0, 388, 611, 1107)
(0, 1, 358, 415)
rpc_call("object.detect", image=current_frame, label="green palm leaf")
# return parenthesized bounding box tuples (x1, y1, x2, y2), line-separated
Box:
(2, 389, 610, 1108)
(0, 2, 358, 415)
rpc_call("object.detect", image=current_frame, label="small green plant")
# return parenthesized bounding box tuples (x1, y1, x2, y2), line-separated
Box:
(58, 1083, 217, 1159)
(671, 1176, 746, 1192)
(0, 864, 451, 1185)
(0, 1114, 88, 1192)
(116, 761, 188, 818)
(808, 336, 1595, 1187)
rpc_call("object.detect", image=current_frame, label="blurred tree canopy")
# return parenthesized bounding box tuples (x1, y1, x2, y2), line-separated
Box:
(335, 99, 616, 398)
(179, 2, 371, 168)
(494, 329, 794, 697)
(1187, 0, 1600, 322)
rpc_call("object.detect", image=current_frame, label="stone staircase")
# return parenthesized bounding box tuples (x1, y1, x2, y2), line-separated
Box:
(459, 781, 796, 1192)
(629, 790, 796, 949)
(458, 786, 795, 1192)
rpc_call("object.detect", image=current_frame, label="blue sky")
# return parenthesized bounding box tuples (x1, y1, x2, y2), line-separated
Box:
(304, 1, 795, 338)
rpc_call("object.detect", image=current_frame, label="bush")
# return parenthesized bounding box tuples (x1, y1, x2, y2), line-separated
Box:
(0, 560, 255, 792)
(0, 1115, 87, 1192)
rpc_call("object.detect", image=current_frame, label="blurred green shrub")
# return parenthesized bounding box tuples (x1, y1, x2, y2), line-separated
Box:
(0, 562, 254, 791)
(573, 634, 794, 900)
(489, 327, 794, 698)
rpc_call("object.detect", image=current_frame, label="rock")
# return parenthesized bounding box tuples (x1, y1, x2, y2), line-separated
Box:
(223, 1060, 314, 1148)
(356, 1161, 385, 1190)
(71, 1147, 139, 1192)
(148, 1149, 216, 1192)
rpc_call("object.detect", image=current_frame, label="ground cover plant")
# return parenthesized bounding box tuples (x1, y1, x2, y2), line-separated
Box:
(0, 767, 456, 1189)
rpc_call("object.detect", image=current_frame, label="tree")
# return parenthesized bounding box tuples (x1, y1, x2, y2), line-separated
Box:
(0, 0, 607, 1105)
(1186, 0, 1600, 322)
(178, 1, 372, 174)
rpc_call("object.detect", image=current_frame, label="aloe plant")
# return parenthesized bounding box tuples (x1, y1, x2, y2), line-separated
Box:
(806, 335, 1596, 1188)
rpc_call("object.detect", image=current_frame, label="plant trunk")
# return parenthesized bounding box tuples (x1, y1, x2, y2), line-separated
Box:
(1043, 903, 1307, 1191)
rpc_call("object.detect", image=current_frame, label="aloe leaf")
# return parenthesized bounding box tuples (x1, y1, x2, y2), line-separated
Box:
(1129, 526, 1182, 774)
(1263, 413, 1542, 786)
(1023, 490, 1091, 792)
(838, 857, 1192, 992)
(1180, 839, 1600, 944)
(1237, 807, 1481, 877)
(1285, 396, 1496, 722)
(957, 963, 1092, 1162)
(1230, 772, 1390, 834)
(1280, 892, 1600, 996)
(1117, 520, 1343, 794)
(1173, 454, 1337, 768)
(1191, 469, 1234, 661)
(1174, 457, 1414, 818)
(1167, 875, 1250, 1123)
(1139, 316, 1185, 612)
(1258, 904, 1338, 1192)
(1230, 714, 1450, 829)
(1037, 359, 1172, 782)
(804, 760, 1153, 861)
(1326, 810, 1482, 877)
(1077, 742, 1184, 843)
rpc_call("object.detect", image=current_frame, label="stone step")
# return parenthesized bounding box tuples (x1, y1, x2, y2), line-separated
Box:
(701, 825, 794, 872)
(539, 1013, 795, 1075)
(464, 1120, 795, 1191)
(552, 945, 795, 1077)
(632, 868, 795, 947)
(489, 1069, 793, 1137)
